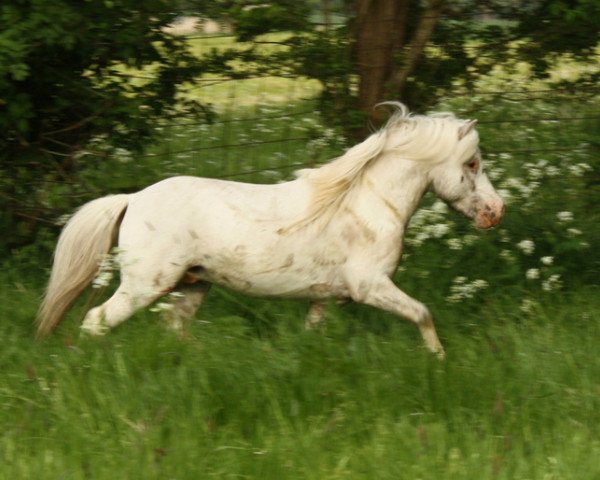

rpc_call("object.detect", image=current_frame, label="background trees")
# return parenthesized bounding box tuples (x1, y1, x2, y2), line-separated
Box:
(1, 0, 598, 252)
(0, 0, 203, 250)
(207, 0, 599, 130)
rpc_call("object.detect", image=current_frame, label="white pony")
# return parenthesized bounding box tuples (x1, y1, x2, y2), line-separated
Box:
(37, 103, 504, 358)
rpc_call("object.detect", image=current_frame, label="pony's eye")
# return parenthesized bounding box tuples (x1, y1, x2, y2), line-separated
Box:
(466, 158, 479, 173)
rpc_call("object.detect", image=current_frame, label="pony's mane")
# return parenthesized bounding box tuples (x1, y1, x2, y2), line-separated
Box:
(283, 102, 475, 233)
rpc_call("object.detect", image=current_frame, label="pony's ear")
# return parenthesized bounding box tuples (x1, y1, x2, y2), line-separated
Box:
(458, 119, 477, 141)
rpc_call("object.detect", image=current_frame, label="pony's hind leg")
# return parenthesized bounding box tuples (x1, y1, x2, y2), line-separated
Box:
(81, 258, 185, 335)
(163, 282, 211, 332)
(80, 283, 163, 335)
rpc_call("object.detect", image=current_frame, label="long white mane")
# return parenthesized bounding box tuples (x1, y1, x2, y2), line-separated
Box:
(285, 102, 476, 232)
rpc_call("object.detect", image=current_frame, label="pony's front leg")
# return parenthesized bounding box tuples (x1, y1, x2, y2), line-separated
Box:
(355, 276, 445, 359)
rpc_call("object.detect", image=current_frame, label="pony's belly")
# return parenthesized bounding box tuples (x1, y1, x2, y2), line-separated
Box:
(193, 265, 348, 300)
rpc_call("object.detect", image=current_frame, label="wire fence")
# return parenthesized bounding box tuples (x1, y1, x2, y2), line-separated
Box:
(130, 35, 600, 186)
(75, 23, 600, 188)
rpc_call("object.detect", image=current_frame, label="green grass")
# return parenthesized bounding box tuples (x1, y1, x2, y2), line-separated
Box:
(182, 33, 321, 106)
(2, 275, 600, 479)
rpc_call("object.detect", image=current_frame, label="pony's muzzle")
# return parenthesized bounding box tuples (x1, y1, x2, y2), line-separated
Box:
(475, 200, 505, 229)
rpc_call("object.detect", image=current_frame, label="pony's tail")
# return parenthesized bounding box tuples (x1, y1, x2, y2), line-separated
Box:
(36, 194, 129, 338)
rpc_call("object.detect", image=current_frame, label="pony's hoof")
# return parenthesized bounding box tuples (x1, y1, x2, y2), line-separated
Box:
(80, 322, 108, 336)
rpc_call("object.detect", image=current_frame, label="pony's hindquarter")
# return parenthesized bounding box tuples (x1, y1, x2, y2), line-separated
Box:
(36, 194, 129, 338)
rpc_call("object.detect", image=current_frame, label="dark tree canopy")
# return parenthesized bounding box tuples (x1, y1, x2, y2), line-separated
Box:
(0, 0, 203, 251)
(0, 1, 207, 157)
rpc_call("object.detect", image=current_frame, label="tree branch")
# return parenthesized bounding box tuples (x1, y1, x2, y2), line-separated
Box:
(389, 0, 446, 97)
(41, 101, 113, 138)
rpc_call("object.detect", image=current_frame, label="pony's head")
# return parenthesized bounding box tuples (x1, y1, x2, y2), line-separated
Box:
(425, 118, 505, 229)
(291, 102, 504, 233)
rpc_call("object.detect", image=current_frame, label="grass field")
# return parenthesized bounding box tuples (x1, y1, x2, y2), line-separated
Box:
(2, 41, 599, 478)
(2, 277, 600, 479)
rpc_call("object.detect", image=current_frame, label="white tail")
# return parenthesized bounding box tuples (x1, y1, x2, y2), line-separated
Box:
(36, 194, 129, 337)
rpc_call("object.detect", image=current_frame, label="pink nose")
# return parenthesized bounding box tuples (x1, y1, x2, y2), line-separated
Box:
(476, 201, 505, 229)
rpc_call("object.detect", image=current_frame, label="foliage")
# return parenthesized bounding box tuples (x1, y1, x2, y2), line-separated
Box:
(507, 0, 600, 70)
(232, 1, 311, 41)
(0, 0, 207, 252)
(194, 1, 600, 132)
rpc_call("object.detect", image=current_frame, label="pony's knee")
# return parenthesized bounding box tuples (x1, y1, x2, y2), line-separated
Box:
(413, 303, 433, 326)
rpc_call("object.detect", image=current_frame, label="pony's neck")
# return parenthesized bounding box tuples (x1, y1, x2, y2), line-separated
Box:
(360, 153, 431, 229)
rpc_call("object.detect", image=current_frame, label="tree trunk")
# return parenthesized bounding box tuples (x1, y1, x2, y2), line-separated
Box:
(354, 0, 409, 118)
(388, 0, 445, 96)
(353, 0, 445, 126)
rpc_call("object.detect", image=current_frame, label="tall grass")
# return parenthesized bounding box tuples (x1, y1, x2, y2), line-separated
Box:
(1, 276, 599, 479)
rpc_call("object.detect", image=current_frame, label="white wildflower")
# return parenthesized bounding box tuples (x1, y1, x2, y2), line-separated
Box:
(540, 256, 554, 265)
(114, 147, 133, 163)
(526, 268, 540, 280)
(447, 277, 489, 303)
(431, 200, 448, 214)
(431, 223, 450, 238)
(542, 274, 562, 292)
(504, 177, 538, 198)
(506, 177, 525, 191)
(517, 239, 535, 255)
(150, 302, 174, 313)
(463, 234, 478, 246)
(525, 163, 543, 180)
(92, 270, 113, 288)
(520, 298, 537, 314)
(92, 251, 118, 288)
(447, 238, 463, 250)
(497, 188, 512, 205)
(487, 167, 504, 181)
(567, 228, 582, 236)
(557, 211, 573, 222)
(323, 128, 337, 140)
(499, 229, 511, 243)
(568, 163, 592, 177)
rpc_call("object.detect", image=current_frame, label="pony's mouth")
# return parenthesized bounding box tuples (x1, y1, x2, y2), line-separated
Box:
(475, 203, 505, 229)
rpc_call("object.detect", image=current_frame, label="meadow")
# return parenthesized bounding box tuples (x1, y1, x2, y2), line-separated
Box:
(2, 281, 600, 479)
(1, 47, 599, 478)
